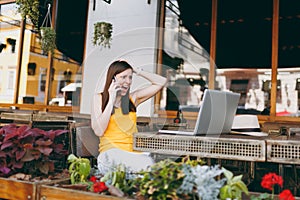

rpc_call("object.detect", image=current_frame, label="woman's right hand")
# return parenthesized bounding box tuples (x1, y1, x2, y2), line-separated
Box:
(108, 79, 121, 101)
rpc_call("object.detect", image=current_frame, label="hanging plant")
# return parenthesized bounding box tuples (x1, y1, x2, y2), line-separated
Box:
(40, 27, 56, 54)
(39, 4, 56, 54)
(16, 0, 40, 27)
(92, 22, 113, 48)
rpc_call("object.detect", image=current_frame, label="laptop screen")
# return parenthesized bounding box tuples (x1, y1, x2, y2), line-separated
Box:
(194, 89, 241, 135)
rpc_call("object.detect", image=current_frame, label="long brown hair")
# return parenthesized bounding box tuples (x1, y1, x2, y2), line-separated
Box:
(101, 60, 136, 114)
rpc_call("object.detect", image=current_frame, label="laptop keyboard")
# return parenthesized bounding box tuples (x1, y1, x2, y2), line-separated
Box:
(158, 129, 195, 136)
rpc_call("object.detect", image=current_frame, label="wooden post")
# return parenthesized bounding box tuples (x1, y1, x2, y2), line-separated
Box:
(14, 18, 26, 104)
(154, 0, 165, 114)
(44, 0, 57, 107)
(209, 0, 217, 89)
(270, 0, 279, 121)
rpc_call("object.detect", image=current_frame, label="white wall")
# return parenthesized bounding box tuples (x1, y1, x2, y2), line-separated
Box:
(0, 28, 32, 103)
(80, 0, 159, 116)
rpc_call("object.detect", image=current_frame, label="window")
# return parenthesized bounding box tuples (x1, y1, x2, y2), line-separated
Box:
(158, 0, 300, 121)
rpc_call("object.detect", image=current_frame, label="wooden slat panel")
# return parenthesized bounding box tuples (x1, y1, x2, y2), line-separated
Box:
(0, 0, 16, 5)
(0, 178, 35, 200)
(38, 185, 129, 200)
(0, 103, 78, 113)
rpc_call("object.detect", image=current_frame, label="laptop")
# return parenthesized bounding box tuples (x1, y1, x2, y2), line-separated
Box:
(158, 89, 241, 136)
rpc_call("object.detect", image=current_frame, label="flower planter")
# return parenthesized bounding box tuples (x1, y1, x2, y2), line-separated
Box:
(0, 177, 69, 200)
(243, 192, 300, 200)
(38, 179, 132, 200)
(92, 22, 113, 48)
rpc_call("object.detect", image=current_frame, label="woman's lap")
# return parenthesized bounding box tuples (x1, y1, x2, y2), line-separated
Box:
(97, 148, 154, 174)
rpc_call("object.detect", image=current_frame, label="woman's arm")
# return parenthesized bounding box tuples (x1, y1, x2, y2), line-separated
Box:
(131, 68, 167, 106)
(91, 81, 120, 137)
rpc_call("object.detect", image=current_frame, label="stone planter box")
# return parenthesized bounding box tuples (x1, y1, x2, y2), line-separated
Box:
(0, 177, 68, 200)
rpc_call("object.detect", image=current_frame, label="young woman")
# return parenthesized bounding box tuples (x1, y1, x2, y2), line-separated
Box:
(91, 60, 167, 174)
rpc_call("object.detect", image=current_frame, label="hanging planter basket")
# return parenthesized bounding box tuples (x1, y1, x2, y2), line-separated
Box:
(92, 22, 113, 48)
(39, 4, 56, 54)
(40, 27, 56, 54)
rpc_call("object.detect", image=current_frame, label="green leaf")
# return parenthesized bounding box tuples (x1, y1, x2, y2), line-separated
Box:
(235, 181, 249, 194)
(220, 185, 231, 199)
(68, 162, 75, 172)
(70, 173, 75, 184)
(232, 174, 243, 182)
(79, 162, 90, 177)
(222, 167, 233, 180)
(67, 154, 77, 162)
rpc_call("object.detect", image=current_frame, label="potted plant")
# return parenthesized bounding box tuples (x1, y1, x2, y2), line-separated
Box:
(37, 155, 252, 200)
(0, 124, 69, 177)
(120, 157, 227, 200)
(219, 167, 249, 200)
(16, 0, 57, 54)
(15, 0, 40, 27)
(92, 22, 113, 48)
(67, 154, 91, 185)
(250, 172, 295, 200)
(100, 157, 249, 200)
(40, 27, 57, 54)
(0, 124, 70, 199)
(66, 154, 125, 196)
(37, 154, 129, 199)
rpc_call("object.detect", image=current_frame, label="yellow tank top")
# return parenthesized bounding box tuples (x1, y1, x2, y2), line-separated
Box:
(99, 107, 138, 153)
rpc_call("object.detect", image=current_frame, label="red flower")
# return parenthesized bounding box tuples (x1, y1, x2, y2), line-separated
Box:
(279, 189, 295, 200)
(90, 176, 97, 183)
(93, 181, 108, 193)
(261, 173, 283, 191)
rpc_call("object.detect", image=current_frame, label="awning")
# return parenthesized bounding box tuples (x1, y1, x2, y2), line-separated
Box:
(61, 83, 82, 92)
